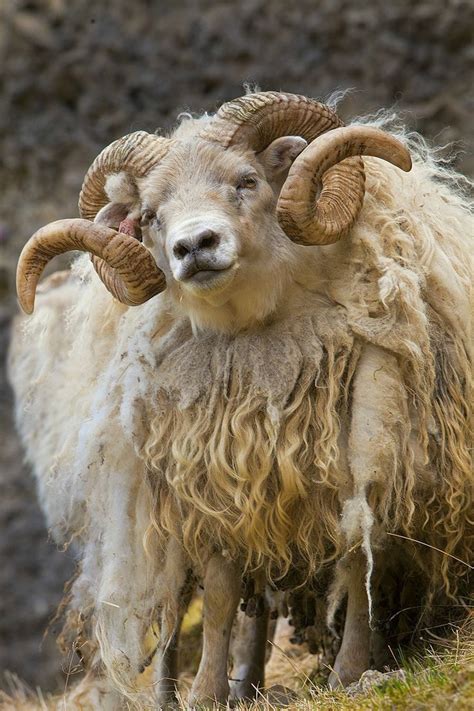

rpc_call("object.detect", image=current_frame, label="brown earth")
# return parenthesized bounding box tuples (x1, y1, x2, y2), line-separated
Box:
(0, 0, 473, 693)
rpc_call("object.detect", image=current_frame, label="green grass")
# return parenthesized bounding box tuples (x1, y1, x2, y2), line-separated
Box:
(243, 631, 474, 710)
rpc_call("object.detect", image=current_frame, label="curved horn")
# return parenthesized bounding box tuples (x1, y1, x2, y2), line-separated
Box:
(200, 91, 344, 151)
(17, 219, 165, 314)
(200, 91, 368, 241)
(77, 131, 172, 301)
(277, 126, 412, 245)
(78, 131, 172, 221)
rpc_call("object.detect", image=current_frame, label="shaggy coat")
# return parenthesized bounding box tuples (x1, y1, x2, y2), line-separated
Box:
(8, 113, 473, 701)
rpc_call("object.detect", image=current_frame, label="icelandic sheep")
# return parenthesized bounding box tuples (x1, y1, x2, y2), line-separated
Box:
(8, 91, 472, 707)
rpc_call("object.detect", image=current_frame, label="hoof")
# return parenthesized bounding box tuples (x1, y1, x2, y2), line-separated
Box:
(188, 684, 230, 709)
(328, 670, 344, 689)
(329, 645, 371, 688)
(328, 664, 366, 689)
(230, 681, 259, 701)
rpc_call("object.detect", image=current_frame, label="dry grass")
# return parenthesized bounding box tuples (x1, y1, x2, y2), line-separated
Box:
(1, 616, 473, 710)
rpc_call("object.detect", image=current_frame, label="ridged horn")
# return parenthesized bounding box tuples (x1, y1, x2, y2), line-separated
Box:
(200, 91, 367, 241)
(16, 219, 166, 314)
(77, 131, 172, 301)
(277, 126, 412, 245)
(200, 91, 345, 151)
(78, 131, 172, 221)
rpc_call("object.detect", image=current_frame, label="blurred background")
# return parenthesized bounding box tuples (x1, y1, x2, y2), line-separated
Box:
(0, 0, 473, 693)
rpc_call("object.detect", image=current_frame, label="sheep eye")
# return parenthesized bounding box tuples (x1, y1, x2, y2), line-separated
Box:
(141, 208, 154, 224)
(141, 209, 161, 229)
(237, 176, 257, 191)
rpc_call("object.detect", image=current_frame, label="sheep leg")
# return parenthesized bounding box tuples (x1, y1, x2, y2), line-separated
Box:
(153, 539, 194, 707)
(328, 555, 370, 688)
(189, 554, 240, 707)
(230, 605, 270, 700)
(154, 626, 181, 706)
(328, 344, 407, 688)
(155, 575, 195, 704)
(371, 627, 392, 670)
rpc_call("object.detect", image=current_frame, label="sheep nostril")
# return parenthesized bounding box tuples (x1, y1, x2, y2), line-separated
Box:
(197, 230, 220, 251)
(173, 241, 190, 260)
(173, 230, 220, 260)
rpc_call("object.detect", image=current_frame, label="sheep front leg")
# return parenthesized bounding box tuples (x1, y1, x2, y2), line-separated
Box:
(328, 555, 370, 688)
(189, 554, 241, 707)
(153, 538, 194, 708)
(154, 577, 195, 706)
(154, 626, 180, 707)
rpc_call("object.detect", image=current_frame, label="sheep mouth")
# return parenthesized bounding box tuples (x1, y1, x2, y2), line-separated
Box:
(186, 267, 230, 283)
(181, 264, 237, 291)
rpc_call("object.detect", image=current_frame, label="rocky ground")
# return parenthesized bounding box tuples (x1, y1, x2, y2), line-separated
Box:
(0, 0, 473, 693)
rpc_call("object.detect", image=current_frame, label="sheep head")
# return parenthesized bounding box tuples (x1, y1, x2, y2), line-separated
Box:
(17, 92, 411, 326)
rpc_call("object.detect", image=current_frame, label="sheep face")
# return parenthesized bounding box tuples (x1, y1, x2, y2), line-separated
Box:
(102, 135, 307, 332)
(142, 142, 266, 295)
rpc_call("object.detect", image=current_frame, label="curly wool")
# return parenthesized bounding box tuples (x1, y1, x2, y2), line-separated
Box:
(141, 301, 356, 581)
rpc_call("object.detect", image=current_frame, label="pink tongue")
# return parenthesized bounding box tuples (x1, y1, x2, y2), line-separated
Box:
(118, 218, 137, 237)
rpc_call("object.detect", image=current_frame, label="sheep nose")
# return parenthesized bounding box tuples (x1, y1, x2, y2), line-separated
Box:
(173, 230, 220, 260)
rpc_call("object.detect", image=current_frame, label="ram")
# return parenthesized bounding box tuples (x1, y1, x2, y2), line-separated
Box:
(9, 91, 472, 708)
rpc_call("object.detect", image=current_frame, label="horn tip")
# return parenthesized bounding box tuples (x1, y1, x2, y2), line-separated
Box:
(18, 293, 34, 315)
(16, 277, 34, 314)
(404, 155, 413, 172)
(392, 135, 412, 172)
(399, 149, 412, 172)
(19, 302, 34, 315)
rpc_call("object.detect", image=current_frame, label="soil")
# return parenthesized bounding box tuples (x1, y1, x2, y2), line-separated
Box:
(0, 0, 472, 693)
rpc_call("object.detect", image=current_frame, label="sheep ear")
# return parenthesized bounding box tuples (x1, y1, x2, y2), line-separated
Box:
(257, 136, 308, 189)
(94, 202, 131, 229)
(94, 203, 142, 240)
